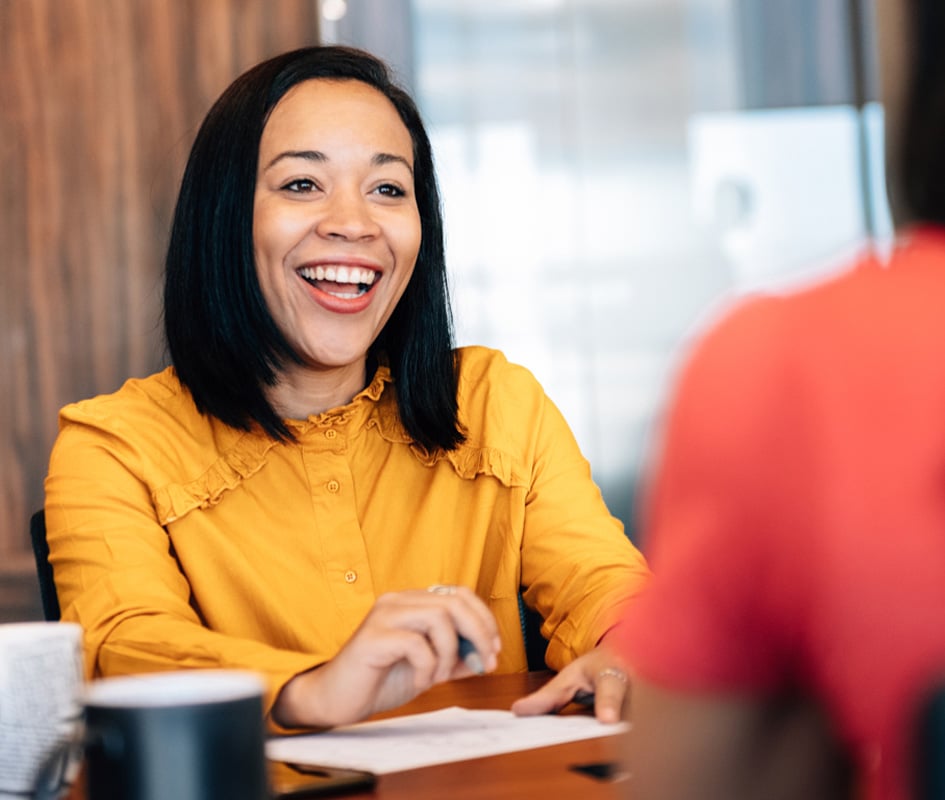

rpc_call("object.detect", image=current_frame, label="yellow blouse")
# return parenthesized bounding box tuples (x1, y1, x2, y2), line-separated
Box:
(45, 346, 649, 715)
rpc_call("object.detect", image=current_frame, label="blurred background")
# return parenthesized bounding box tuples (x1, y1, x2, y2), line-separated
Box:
(1, 0, 887, 620)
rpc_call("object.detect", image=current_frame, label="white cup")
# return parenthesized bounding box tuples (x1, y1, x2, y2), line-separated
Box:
(0, 622, 84, 799)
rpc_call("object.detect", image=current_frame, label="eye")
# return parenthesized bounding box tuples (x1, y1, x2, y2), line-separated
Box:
(281, 178, 319, 193)
(375, 183, 406, 198)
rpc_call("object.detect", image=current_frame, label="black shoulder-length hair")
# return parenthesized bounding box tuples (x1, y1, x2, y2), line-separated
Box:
(164, 45, 464, 451)
(896, 0, 945, 225)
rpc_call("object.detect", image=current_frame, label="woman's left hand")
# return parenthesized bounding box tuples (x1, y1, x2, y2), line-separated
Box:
(510, 635, 629, 724)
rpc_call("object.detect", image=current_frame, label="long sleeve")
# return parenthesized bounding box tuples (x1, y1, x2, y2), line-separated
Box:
(45, 393, 323, 717)
(518, 374, 650, 667)
(444, 347, 650, 669)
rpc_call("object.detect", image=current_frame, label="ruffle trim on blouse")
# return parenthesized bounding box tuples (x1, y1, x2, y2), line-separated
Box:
(407, 439, 528, 489)
(364, 382, 528, 489)
(151, 361, 527, 521)
(151, 368, 396, 524)
(285, 366, 393, 435)
(152, 432, 280, 525)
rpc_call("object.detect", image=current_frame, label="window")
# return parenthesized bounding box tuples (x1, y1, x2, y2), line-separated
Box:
(323, 0, 888, 537)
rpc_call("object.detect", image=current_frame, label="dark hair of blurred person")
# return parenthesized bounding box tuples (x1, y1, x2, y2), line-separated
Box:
(893, 0, 945, 227)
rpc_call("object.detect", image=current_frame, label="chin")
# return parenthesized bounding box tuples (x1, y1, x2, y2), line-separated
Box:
(301, 348, 373, 372)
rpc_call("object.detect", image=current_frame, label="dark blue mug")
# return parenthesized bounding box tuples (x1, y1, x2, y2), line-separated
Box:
(39, 670, 268, 800)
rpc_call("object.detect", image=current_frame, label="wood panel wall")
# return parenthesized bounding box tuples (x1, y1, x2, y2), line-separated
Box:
(0, 0, 320, 621)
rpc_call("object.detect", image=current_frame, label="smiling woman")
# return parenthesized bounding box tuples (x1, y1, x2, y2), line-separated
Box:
(43, 46, 650, 732)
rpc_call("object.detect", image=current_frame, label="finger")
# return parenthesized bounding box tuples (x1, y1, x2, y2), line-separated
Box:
(356, 599, 453, 682)
(345, 624, 439, 684)
(397, 631, 446, 691)
(312, 628, 441, 724)
(593, 667, 629, 724)
(371, 591, 495, 678)
(417, 610, 464, 682)
(450, 586, 501, 642)
(419, 586, 501, 672)
(510, 673, 584, 716)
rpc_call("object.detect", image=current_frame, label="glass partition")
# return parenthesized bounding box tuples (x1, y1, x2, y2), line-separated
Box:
(322, 0, 887, 537)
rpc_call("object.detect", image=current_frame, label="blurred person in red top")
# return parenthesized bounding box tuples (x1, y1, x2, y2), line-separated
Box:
(621, 1, 945, 798)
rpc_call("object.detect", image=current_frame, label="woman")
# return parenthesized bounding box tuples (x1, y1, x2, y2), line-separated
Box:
(44, 46, 649, 729)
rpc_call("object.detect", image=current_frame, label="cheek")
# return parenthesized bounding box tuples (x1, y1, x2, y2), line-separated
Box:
(251, 215, 285, 303)
(405, 234, 422, 270)
(252, 206, 306, 286)
(384, 220, 420, 299)
(396, 212, 423, 269)
(253, 196, 312, 249)
(253, 205, 283, 258)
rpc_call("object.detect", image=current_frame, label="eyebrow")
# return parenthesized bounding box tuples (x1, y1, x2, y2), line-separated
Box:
(263, 150, 414, 175)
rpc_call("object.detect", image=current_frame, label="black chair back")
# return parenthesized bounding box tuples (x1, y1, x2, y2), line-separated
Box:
(517, 594, 547, 671)
(919, 684, 945, 799)
(29, 509, 61, 621)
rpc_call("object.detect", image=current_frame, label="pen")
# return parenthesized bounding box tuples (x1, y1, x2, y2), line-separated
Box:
(572, 689, 595, 707)
(458, 635, 484, 674)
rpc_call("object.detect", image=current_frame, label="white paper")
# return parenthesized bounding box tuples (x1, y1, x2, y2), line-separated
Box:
(266, 706, 628, 774)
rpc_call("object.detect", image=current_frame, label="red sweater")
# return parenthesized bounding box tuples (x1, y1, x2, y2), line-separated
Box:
(623, 226, 945, 800)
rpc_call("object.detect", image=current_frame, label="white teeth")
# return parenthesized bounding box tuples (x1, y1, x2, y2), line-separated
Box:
(299, 265, 378, 286)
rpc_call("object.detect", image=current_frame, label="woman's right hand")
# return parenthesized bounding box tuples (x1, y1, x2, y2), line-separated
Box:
(271, 585, 501, 728)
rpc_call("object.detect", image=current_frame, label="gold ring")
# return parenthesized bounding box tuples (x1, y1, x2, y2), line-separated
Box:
(598, 667, 628, 683)
(427, 584, 458, 595)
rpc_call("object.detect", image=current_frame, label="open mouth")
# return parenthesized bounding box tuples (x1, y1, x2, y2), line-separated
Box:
(298, 265, 379, 298)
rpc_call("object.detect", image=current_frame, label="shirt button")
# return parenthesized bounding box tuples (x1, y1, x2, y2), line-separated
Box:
(344, 570, 358, 583)
(325, 429, 337, 440)
(326, 479, 340, 493)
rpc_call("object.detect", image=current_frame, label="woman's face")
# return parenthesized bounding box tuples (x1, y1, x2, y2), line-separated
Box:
(253, 78, 421, 375)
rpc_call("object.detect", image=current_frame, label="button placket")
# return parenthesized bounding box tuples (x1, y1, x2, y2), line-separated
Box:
(302, 434, 371, 610)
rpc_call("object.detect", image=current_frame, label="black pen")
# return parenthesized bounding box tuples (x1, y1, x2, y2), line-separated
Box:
(572, 689, 595, 707)
(458, 635, 484, 674)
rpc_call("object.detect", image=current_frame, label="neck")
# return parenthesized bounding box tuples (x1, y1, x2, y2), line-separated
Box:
(266, 360, 370, 421)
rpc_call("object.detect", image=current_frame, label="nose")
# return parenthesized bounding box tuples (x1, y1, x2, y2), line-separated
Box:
(314, 188, 381, 241)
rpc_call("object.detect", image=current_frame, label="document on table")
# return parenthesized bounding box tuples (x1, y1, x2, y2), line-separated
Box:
(266, 706, 628, 774)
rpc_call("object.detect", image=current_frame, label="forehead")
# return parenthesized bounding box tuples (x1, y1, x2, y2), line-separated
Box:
(260, 78, 414, 161)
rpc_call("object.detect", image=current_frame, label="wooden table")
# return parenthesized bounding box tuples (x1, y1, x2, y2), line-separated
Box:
(338, 670, 629, 799)
(67, 672, 629, 799)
